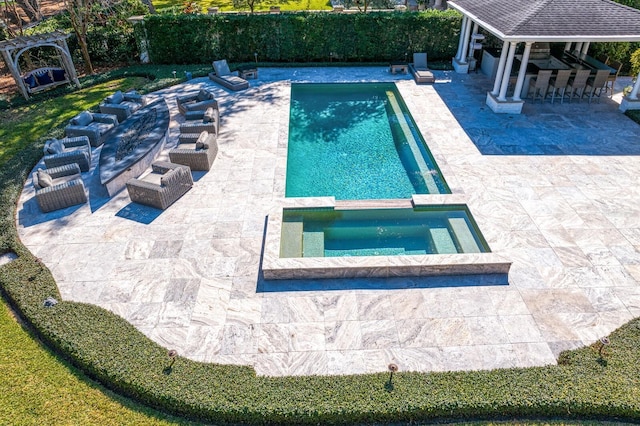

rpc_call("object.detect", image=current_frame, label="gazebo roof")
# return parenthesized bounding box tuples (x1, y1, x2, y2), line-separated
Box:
(447, 0, 640, 42)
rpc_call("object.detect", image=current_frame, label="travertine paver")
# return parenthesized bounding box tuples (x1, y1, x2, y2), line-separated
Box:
(16, 67, 640, 376)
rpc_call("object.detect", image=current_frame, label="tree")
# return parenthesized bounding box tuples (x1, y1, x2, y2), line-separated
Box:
(232, 0, 262, 13)
(64, 0, 96, 74)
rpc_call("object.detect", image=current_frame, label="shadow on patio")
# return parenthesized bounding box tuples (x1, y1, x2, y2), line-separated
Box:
(433, 71, 640, 156)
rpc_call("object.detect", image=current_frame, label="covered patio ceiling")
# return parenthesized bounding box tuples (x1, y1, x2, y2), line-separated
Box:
(446, 0, 640, 113)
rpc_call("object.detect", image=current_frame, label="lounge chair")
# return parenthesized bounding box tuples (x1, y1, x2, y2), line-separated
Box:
(99, 90, 147, 122)
(409, 53, 435, 84)
(169, 131, 218, 171)
(42, 136, 92, 172)
(179, 106, 219, 136)
(208, 60, 249, 91)
(32, 163, 87, 213)
(64, 111, 118, 147)
(176, 88, 218, 115)
(126, 161, 193, 210)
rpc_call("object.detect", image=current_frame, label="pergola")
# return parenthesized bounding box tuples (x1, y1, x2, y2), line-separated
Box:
(0, 30, 81, 100)
(447, 0, 640, 113)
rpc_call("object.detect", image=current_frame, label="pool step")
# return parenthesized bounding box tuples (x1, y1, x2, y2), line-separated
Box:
(281, 220, 303, 258)
(448, 218, 482, 253)
(303, 231, 325, 257)
(429, 227, 458, 254)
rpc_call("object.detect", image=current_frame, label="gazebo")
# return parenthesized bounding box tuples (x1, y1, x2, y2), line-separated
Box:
(447, 0, 640, 113)
(0, 30, 81, 100)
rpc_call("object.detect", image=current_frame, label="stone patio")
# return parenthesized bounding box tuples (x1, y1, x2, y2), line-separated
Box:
(16, 67, 640, 376)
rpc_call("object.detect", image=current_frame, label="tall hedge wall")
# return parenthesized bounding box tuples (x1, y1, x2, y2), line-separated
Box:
(142, 10, 461, 64)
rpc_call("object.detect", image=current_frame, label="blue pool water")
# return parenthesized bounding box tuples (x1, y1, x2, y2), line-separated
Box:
(285, 83, 449, 200)
(281, 206, 489, 258)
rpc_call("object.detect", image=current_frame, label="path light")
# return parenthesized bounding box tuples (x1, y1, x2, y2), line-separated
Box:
(254, 52, 258, 64)
(168, 349, 178, 367)
(43, 297, 58, 308)
(598, 337, 610, 358)
(387, 363, 398, 387)
(172, 70, 176, 78)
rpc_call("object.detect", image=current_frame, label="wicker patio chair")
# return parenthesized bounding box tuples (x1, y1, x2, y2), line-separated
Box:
(179, 106, 219, 136)
(64, 111, 119, 147)
(42, 136, 92, 172)
(99, 90, 147, 122)
(169, 131, 218, 171)
(126, 161, 193, 210)
(32, 163, 87, 213)
(176, 89, 218, 115)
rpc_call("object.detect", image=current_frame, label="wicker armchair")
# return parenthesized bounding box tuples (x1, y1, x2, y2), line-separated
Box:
(126, 161, 193, 210)
(42, 136, 92, 172)
(179, 106, 220, 136)
(64, 111, 119, 147)
(99, 90, 147, 122)
(169, 131, 218, 171)
(176, 89, 218, 115)
(32, 163, 87, 213)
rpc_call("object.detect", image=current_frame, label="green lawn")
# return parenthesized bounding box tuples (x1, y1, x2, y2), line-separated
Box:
(0, 77, 147, 166)
(152, 0, 332, 13)
(0, 298, 196, 425)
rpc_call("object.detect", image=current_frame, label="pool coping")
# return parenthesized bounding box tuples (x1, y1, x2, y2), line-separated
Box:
(262, 195, 512, 280)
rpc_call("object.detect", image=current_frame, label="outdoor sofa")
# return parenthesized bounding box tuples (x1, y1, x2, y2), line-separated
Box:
(32, 163, 87, 213)
(43, 136, 92, 172)
(208, 60, 249, 91)
(99, 90, 147, 122)
(64, 111, 118, 147)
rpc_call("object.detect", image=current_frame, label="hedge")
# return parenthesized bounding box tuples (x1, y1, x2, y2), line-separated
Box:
(1, 67, 640, 425)
(141, 10, 461, 64)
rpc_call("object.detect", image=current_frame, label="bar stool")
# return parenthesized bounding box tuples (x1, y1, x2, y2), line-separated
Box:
(605, 60, 622, 96)
(527, 70, 553, 103)
(566, 69, 591, 103)
(585, 69, 611, 103)
(547, 69, 572, 104)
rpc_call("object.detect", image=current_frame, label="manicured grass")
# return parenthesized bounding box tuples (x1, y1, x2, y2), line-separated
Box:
(153, 0, 332, 13)
(0, 298, 196, 425)
(0, 77, 147, 166)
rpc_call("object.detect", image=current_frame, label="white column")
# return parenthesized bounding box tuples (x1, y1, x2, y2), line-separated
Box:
(513, 42, 532, 101)
(564, 42, 572, 52)
(629, 72, 640, 100)
(455, 17, 468, 61)
(581, 42, 590, 55)
(498, 42, 518, 101)
(472, 23, 479, 35)
(460, 18, 473, 64)
(491, 40, 510, 96)
(575, 42, 584, 53)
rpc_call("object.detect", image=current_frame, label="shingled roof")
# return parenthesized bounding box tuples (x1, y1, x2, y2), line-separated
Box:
(447, 0, 640, 42)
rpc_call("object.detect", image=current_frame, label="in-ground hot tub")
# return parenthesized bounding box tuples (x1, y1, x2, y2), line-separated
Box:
(262, 197, 511, 280)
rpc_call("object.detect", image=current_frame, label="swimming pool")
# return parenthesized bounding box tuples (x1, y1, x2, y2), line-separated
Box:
(285, 83, 449, 200)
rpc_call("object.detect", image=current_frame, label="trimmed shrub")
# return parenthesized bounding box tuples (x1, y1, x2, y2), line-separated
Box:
(2, 65, 640, 425)
(142, 10, 461, 64)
